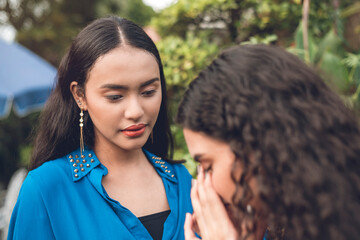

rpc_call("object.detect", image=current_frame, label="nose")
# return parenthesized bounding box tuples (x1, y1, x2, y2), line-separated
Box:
(124, 96, 144, 121)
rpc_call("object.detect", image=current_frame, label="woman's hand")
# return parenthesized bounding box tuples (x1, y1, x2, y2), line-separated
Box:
(184, 166, 238, 240)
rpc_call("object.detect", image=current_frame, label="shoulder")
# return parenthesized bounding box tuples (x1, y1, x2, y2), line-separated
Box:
(31, 156, 69, 177)
(25, 156, 70, 191)
(14, 156, 72, 211)
(143, 148, 193, 183)
(8, 162, 65, 239)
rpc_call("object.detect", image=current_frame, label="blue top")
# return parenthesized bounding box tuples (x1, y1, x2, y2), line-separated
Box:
(7, 148, 193, 240)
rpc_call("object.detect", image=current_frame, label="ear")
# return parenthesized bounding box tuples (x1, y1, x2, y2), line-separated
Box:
(70, 81, 88, 111)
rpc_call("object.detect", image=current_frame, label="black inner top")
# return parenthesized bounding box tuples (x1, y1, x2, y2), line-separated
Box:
(138, 210, 171, 240)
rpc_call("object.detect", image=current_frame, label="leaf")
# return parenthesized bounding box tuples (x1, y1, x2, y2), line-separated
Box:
(320, 52, 349, 92)
(341, 2, 360, 18)
(314, 29, 343, 65)
(342, 53, 360, 68)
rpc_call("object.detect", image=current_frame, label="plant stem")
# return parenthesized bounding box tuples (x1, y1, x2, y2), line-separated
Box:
(302, 0, 310, 64)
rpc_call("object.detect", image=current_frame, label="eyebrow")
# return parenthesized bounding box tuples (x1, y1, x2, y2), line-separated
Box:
(100, 78, 160, 90)
(141, 78, 160, 88)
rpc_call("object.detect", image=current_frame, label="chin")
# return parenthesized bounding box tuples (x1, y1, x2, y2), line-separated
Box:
(118, 141, 148, 151)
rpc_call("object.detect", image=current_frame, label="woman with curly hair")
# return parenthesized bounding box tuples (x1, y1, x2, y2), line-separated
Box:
(177, 44, 360, 240)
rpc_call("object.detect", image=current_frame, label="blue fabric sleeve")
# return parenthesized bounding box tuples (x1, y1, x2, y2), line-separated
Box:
(7, 173, 55, 240)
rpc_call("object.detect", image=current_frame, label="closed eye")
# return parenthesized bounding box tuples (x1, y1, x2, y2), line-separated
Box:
(203, 164, 212, 174)
(194, 154, 212, 174)
(106, 95, 123, 101)
(141, 90, 156, 97)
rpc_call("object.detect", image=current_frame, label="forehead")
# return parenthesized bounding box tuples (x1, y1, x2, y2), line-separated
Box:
(87, 46, 160, 87)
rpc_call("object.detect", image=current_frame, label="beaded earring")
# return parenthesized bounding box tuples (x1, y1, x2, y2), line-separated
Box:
(79, 109, 84, 156)
(77, 100, 85, 156)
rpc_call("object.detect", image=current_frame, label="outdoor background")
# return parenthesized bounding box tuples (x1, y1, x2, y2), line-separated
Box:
(0, 0, 360, 189)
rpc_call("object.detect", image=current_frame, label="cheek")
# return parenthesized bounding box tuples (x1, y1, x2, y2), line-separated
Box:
(83, 90, 107, 113)
(212, 168, 237, 204)
(85, 98, 119, 129)
(86, 100, 111, 119)
(145, 94, 162, 117)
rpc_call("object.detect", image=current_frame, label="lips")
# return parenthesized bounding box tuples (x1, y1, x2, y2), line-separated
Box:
(121, 124, 147, 137)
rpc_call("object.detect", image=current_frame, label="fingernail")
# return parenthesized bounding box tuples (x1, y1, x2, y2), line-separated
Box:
(191, 178, 197, 187)
(196, 165, 200, 175)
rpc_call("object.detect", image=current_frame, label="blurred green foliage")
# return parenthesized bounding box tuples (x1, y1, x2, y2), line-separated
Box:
(152, 0, 360, 176)
(157, 32, 218, 108)
(157, 32, 219, 176)
(151, 0, 355, 45)
(0, 111, 38, 186)
(1, 0, 155, 66)
(0, 0, 359, 182)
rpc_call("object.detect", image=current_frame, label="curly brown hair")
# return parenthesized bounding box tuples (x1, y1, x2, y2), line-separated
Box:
(176, 44, 360, 240)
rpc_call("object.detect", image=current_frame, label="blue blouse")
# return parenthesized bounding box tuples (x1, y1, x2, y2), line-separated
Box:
(8, 148, 193, 240)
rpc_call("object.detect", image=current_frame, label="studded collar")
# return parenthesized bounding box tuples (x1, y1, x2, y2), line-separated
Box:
(143, 149, 177, 183)
(67, 148, 177, 183)
(67, 148, 100, 182)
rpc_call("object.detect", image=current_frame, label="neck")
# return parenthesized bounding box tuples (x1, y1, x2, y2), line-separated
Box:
(93, 139, 146, 172)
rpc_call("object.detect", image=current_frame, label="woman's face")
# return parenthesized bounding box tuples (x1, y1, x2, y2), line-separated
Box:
(75, 46, 162, 152)
(183, 128, 267, 238)
(183, 128, 240, 204)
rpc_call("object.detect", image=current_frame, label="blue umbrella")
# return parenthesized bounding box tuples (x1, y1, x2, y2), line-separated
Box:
(0, 38, 57, 119)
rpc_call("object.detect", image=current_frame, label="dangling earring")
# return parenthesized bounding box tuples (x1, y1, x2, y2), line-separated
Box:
(246, 205, 253, 214)
(150, 131, 154, 144)
(79, 108, 84, 156)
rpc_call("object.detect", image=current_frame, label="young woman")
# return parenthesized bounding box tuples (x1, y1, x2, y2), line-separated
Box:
(8, 16, 192, 240)
(177, 44, 360, 240)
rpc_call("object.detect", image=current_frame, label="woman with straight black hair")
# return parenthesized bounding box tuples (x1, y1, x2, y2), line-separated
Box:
(8, 16, 192, 240)
(177, 44, 360, 240)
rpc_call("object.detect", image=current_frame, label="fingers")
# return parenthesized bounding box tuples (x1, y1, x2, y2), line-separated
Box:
(191, 166, 239, 240)
(191, 213, 200, 235)
(196, 167, 226, 217)
(184, 213, 200, 240)
(203, 171, 223, 204)
(190, 179, 201, 215)
(196, 165, 206, 200)
(191, 177, 207, 235)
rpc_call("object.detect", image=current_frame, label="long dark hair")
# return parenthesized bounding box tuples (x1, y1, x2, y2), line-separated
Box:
(30, 16, 173, 170)
(177, 44, 360, 240)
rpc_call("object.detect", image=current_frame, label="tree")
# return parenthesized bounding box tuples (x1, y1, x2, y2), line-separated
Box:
(151, 0, 303, 45)
(0, 0, 155, 66)
(150, 0, 360, 175)
(151, 0, 357, 47)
